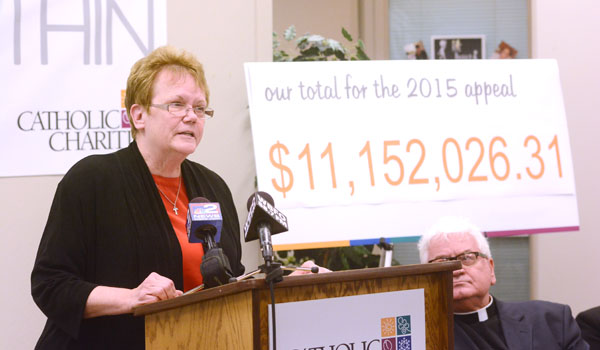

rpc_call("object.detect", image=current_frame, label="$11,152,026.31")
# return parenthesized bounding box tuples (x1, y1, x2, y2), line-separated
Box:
(267, 135, 564, 198)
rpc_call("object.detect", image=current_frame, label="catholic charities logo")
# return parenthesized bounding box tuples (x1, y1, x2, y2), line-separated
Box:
(16, 89, 132, 152)
(290, 315, 414, 350)
(381, 316, 412, 350)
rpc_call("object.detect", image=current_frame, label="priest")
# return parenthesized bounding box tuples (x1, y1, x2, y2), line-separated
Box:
(418, 216, 589, 350)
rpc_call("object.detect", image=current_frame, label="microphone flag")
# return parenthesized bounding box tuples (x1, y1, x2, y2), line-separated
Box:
(243, 192, 288, 242)
(187, 201, 223, 244)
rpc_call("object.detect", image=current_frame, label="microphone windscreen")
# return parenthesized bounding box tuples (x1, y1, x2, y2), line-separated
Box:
(201, 247, 234, 288)
(191, 197, 210, 203)
(243, 192, 288, 242)
(246, 191, 274, 210)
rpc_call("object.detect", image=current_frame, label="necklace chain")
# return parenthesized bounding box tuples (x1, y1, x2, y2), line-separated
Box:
(156, 176, 182, 215)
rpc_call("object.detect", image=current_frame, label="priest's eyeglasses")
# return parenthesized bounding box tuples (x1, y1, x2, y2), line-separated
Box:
(428, 252, 488, 266)
(151, 103, 214, 119)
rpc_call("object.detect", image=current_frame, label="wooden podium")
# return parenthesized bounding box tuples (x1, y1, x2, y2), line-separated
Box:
(135, 261, 460, 349)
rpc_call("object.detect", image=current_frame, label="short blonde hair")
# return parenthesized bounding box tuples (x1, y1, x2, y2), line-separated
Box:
(417, 216, 492, 263)
(125, 46, 209, 138)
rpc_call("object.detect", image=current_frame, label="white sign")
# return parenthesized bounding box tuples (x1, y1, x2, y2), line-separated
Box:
(0, 0, 167, 177)
(244, 60, 579, 248)
(269, 289, 426, 350)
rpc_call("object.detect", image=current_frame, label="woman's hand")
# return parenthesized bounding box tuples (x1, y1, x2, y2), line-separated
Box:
(130, 272, 183, 306)
(84, 272, 182, 318)
(289, 260, 332, 276)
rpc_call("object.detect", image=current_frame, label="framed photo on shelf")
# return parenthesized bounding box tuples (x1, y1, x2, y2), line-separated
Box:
(431, 35, 485, 60)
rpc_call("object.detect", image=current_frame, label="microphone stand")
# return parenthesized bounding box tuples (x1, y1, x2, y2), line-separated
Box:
(377, 237, 394, 268)
(230, 224, 318, 284)
(230, 225, 318, 350)
(230, 263, 319, 283)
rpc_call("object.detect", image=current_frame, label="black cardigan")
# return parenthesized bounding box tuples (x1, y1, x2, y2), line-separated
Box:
(31, 141, 244, 349)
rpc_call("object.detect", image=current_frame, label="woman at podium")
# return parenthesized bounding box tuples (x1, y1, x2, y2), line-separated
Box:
(31, 46, 245, 349)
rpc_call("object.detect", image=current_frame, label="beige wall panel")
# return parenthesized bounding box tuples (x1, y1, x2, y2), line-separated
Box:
(530, 0, 600, 315)
(359, 0, 390, 59)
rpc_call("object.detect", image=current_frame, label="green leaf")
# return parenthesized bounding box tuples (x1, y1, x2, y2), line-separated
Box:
(299, 46, 320, 58)
(358, 39, 365, 50)
(321, 48, 334, 58)
(342, 27, 353, 42)
(334, 50, 346, 60)
(296, 36, 309, 50)
(356, 46, 370, 61)
(340, 254, 350, 270)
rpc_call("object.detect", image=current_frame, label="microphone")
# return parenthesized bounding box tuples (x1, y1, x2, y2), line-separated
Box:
(186, 197, 222, 249)
(186, 197, 233, 288)
(243, 192, 289, 264)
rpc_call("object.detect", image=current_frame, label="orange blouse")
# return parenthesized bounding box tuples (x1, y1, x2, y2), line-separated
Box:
(152, 174, 204, 292)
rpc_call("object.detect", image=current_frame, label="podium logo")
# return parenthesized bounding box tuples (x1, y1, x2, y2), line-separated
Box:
(381, 316, 412, 350)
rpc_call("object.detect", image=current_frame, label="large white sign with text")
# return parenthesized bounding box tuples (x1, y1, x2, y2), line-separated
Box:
(0, 0, 166, 177)
(245, 59, 579, 248)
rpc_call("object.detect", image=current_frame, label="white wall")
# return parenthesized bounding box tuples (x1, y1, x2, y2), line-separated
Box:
(530, 0, 600, 315)
(0, 176, 61, 349)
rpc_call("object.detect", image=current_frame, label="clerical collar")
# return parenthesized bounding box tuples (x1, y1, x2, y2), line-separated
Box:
(454, 295, 495, 322)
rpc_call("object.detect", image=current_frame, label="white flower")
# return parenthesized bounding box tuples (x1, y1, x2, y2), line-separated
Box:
(327, 39, 344, 52)
(284, 25, 296, 41)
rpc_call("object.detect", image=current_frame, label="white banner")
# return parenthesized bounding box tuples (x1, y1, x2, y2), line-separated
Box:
(0, 0, 167, 177)
(244, 59, 579, 247)
(269, 289, 426, 350)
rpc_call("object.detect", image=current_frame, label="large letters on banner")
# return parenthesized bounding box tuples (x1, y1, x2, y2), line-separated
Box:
(0, 1, 167, 177)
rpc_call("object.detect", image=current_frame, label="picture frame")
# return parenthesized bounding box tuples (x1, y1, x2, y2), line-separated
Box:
(431, 35, 485, 60)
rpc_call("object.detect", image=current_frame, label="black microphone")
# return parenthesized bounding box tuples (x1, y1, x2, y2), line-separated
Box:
(186, 197, 233, 288)
(243, 192, 289, 264)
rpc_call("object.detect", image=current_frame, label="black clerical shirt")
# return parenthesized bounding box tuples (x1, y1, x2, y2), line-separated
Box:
(454, 296, 508, 350)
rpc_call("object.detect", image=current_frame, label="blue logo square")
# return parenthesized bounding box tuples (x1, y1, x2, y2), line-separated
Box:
(396, 315, 411, 335)
(397, 335, 412, 350)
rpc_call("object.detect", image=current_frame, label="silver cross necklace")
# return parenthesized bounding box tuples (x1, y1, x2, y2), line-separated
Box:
(156, 176, 182, 215)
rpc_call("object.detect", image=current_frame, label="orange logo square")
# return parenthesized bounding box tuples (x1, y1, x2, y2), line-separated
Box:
(381, 317, 396, 337)
(121, 90, 126, 108)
